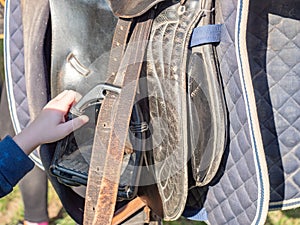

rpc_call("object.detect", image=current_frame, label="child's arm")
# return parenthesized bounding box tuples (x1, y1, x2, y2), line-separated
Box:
(0, 90, 88, 197)
(13, 90, 89, 155)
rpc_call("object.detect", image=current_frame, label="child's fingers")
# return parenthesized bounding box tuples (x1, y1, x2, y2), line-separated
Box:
(56, 115, 89, 138)
(72, 92, 82, 106)
(72, 115, 89, 130)
(57, 91, 77, 111)
(52, 90, 69, 101)
(46, 90, 79, 111)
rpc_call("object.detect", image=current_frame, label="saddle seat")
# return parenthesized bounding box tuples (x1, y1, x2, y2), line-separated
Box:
(107, 0, 165, 18)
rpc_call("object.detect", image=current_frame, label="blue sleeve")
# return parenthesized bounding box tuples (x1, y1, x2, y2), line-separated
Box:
(0, 135, 34, 197)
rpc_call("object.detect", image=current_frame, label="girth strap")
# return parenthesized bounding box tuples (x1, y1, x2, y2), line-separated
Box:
(83, 11, 155, 225)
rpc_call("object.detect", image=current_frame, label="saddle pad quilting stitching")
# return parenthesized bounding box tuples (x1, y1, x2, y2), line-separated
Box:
(247, 0, 300, 210)
(4, 0, 44, 168)
(4, 0, 30, 132)
(235, 0, 270, 221)
(199, 0, 266, 224)
(192, 44, 257, 224)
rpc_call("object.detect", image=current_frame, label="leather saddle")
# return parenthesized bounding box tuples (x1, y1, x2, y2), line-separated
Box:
(8, 0, 299, 223)
(47, 0, 227, 222)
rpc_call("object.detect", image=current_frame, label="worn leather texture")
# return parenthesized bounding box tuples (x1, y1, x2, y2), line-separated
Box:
(187, 0, 227, 187)
(49, 0, 117, 98)
(146, 0, 227, 221)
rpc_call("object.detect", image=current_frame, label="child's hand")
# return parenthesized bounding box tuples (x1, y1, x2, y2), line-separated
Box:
(13, 90, 89, 155)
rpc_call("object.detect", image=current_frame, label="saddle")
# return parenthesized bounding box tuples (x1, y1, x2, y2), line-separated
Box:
(46, 0, 227, 223)
(6, 0, 299, 224)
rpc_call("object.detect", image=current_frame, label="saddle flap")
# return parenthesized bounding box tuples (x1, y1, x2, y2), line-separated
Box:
(108, 0, 164, 18)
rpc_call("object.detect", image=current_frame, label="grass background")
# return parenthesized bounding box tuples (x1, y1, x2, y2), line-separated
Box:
(1, 183, 300, 225)
(0, 24, 300, 225)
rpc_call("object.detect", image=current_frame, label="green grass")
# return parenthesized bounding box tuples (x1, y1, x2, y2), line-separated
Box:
(266, 209, 300, 225)
(165, 219, 205, 225)
(0, 186, 24, 225)
(0, 183, 76, 225)
(1, 184, 300, 225)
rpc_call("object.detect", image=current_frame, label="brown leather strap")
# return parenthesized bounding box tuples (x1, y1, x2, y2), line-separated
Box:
(84, 10, 155, 225)
(112, 197, 147, 225)
(106, 19, 132, 84)
(83, 19, 132, 224)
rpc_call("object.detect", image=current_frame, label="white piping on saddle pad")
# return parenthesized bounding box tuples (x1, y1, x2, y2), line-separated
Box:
(4, 0, 44, 170)
(3, 0, 20, 134)
(235, 0, 270, 224)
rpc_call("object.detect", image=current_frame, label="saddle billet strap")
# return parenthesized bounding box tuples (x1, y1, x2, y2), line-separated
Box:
(83, 11, 155, 225)
(83, 19, 132, 223)
(105, 19, 132, 84)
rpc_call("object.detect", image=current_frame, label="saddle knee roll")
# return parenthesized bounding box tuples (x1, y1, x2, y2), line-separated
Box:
(187, 43, 227, 187)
